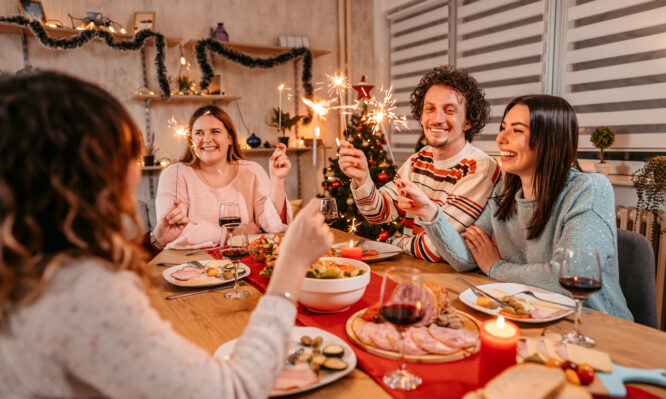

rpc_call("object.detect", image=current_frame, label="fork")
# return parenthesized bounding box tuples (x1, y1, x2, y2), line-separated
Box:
(509, 289, 579, 310)
(187, 260, 206, 269)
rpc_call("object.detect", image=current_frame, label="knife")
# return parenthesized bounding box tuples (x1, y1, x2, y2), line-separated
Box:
(456, 277, 510, 307)
(184, 246, 220, 256)
(166, 281, 247, 300)
(588, 364, 666, 397)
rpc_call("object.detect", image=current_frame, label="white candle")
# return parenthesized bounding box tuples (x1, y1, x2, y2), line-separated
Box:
(278, 84, 285, 136)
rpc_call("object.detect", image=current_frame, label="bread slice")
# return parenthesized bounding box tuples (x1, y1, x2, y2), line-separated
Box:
(483, 364, 565, 399)
(554, 383, 592, 399)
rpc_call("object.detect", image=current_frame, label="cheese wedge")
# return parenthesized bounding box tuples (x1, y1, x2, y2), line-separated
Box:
(545, 340, 565, 362)
(207, 259, 232, 268)
(565, 344, 613, 373)
(531, 299, 564, 311)
(525, 338, 548, 362)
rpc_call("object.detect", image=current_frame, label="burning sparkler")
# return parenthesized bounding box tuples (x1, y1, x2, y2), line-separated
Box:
(363, 85, 408, 166)
(168, 116, 188, 201)
(302, 97, 335, 196)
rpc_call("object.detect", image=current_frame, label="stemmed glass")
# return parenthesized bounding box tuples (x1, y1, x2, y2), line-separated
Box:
(319, 198, 338, 226)
(219, 202, 241, 227)
(379, 266, 425, 391)
(554, 247, 602, 347)
(221, 223, 250, 299)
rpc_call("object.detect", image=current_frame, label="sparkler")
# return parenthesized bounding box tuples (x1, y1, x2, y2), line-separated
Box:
(327, 73, 350, 139)
(302, 97, 334, 196)
(278, 83, 285, 135)
(363, 85, 408, 166)
(348, 217, 361, 234)
(168, 116, 188, 201)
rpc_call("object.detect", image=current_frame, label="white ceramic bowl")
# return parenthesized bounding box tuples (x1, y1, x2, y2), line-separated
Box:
(299, 257, 371, 313)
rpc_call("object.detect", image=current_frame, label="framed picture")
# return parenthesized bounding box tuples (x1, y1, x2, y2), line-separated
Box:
(132, 11, 155, 33)
(17, 0, 46, 24)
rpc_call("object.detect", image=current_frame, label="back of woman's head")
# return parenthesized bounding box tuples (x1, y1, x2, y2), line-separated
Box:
(496, 95, 579, 239)
(179, 105, 245, 165)
(0, 71, 146, 319)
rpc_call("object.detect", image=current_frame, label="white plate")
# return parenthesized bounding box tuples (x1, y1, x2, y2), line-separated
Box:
(459, 282, 575, 323)
(162, 260, 250, 287)
(332, 240, 402, 262)
(214, 326, 356, 397)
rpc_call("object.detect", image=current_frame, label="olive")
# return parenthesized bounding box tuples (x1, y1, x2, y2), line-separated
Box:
(516, 308, 529, 315)
(312, 347, 322, 355)
(487, 301, 500, 309)
(300, 335, 313, 346)
(312, 336, 323, 347)
(501, 295, 511, 302)
(501, 306, 516, 314)
(373, 314, 382, 323)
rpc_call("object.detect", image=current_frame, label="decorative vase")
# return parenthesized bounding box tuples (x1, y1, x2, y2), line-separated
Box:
(594, 162, 611, 177)
(210, 23, 229, 42)
(277, 136, 290, 147)
(246, 133, 261, 148)
(143, 154, 155, 166)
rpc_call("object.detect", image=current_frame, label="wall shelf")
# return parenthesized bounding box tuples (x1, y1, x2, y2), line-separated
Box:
(0, 22, 182, 47)
(132, 94, 240, 103)
(184, 39, 330, 58)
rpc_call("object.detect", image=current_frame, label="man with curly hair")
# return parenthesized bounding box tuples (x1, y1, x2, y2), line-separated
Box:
(338, 65, 501, 262)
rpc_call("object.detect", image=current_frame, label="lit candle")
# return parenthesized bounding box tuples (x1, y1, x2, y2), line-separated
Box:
(340, 239, 362, 261)
(479, 316, 520, 385)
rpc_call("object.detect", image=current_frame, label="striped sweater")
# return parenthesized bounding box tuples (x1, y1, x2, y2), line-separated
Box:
(352, 142, 501, 262)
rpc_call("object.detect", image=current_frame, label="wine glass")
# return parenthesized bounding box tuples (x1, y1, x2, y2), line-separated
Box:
(221, 223, 250, 299)
(319, 198, 338, 226)
(554, 246, 602, 347)
(219, 202, 241, 227)
(379, 266, 425, 390)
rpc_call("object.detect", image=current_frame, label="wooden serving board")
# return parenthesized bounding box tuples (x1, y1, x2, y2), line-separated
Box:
(345, 308, 482, 363)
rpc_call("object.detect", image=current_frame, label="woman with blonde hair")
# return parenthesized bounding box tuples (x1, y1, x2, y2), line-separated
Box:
(153, 105, 293, 249)
(0, 71, 333, 398)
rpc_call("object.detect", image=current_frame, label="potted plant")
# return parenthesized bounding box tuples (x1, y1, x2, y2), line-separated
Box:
(270, 108, 302, 147)
(143, 131, 158, 166)
(632, 155, 666, 234)
(590, 126, 615, 176)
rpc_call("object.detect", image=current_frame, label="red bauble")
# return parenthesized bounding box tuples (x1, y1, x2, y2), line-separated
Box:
(357, 125, 363, 131)
(331, 180, 341, 189)
(323, 183, 329, 190)
(368, 159, 374, 165)
(378, 230, 389, 242)
(378, 172, 388, 181)
(376, 141, 382, 146)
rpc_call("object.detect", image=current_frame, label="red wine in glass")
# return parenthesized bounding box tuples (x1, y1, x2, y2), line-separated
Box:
(220, 247, 248, 262)
(324, 215, 337, 226)
(380, 303, 424, 327)
(219, 217, 241, 227)
(559, 276, 602, 300)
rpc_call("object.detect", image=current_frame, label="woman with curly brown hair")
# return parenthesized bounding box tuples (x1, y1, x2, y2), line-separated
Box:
(0, 71, 334, 398)
(338, 65, 501, 262)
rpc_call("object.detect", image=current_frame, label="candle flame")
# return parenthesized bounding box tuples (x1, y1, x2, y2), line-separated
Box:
(349, 239, 354, 247)
(278, 83, 285, 91)
(497, 315, 505, 329)
(180, 56, 187, 66)
(335, 138, 340, 147)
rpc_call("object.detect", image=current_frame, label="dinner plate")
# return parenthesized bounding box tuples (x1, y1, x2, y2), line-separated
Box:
(214, 326, 356, 397)
(459, 282, 575, 323)
(332, 240, 402, 262)
(162, 260, 250, 287)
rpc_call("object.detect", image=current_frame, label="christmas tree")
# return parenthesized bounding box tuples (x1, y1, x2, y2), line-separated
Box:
(322, 104, 405, 241)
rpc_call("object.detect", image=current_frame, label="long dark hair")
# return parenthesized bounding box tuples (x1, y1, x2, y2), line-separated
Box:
(0, 71, 146, 323)
(495, 95, 580, 239)
(179, 105, 245, 166)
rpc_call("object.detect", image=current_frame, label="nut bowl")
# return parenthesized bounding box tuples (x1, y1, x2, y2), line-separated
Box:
(299, 257, 371, 313)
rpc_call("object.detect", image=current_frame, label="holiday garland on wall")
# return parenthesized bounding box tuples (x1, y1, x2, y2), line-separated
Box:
(194, 38, 314, 123)
(0, 15, 171, 97)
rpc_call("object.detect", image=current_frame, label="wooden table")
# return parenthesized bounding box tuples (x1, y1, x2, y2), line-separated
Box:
(147, 229, 666, 398)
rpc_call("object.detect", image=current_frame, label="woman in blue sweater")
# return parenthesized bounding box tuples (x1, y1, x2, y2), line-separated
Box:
(397, 95, 632, 320)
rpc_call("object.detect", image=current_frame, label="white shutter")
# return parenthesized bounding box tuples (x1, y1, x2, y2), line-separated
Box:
(562, 0, 666, 159)
(387, 0, 450, 164)
(456, 0, 549, 154)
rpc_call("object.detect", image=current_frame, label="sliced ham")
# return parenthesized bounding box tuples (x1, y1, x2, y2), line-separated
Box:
(537, 340, 549, 359)
(428, 325, 479, 349)
(355, 322, 380, 345)
(556, 343, 568, 360)
(517, 341, 528, 359)
(410, 327, 459, 355)
(170, 266, 206, 281)
(530, 308, 570, 319)
(399, 327, 429, 355)
(273, 364, 319, 391)
(391, 281, 448, 326)
(370, 324, 400, 352)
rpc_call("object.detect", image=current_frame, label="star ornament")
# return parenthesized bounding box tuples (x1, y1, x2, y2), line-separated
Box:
(352, 75, 374, 100)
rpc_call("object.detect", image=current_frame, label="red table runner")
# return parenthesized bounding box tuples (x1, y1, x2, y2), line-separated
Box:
(209, 251, 659, 399)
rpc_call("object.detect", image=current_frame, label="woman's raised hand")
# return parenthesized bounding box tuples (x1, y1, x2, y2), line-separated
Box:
(395, 178, 439, 222)
(337, 139, 369, 186)
(153, 198, 189, 245)
(269, 143, 291, 180)
(277, 199, 334, 270)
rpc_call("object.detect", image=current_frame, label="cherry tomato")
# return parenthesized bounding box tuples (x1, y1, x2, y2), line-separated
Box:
(577, 367, 595, 386)
(561, 360, 577, 371)
(545, 358, 563, 368)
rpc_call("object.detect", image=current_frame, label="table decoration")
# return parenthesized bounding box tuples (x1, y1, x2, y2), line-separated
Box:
(340, 240, 363, 261)
(479, 316, 520, 385)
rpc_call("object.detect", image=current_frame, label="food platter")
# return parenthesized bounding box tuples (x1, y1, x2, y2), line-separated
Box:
(161, 260, 250, 288)
(332, 240, 402, 262)
(214, 326, 356, 397)
(459, 282, 575, 323)
(345, 308, 481, 363)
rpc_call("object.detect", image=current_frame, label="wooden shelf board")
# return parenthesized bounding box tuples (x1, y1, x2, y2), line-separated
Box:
(184, 39, 330, 58)
(132, 94, 240, 103)
(0, 22, 181, 47)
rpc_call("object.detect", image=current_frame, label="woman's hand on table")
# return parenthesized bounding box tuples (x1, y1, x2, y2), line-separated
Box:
(462, 225, 500, 274)
(395, 179, 439, 222)
(269, 143, 291, 180)
(153, 198, 189, 245)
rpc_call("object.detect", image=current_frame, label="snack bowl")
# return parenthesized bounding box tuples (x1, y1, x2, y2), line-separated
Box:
(299, 257, 371, 313)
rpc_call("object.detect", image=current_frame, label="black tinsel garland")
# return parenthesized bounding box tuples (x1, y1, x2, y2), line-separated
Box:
(194, 38, 314, 123)
(0, 15, 171, 98)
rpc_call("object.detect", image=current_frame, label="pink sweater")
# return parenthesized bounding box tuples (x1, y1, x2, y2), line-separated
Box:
(156, 161, 292, 249)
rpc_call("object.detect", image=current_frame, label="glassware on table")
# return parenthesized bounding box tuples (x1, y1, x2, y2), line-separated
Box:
(378, 266, 425, 391)
(221, 223, 250, 299)
(319, 198, 338, 226)
(554, 246, 602, 347)
(219, 202, 241, 227)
